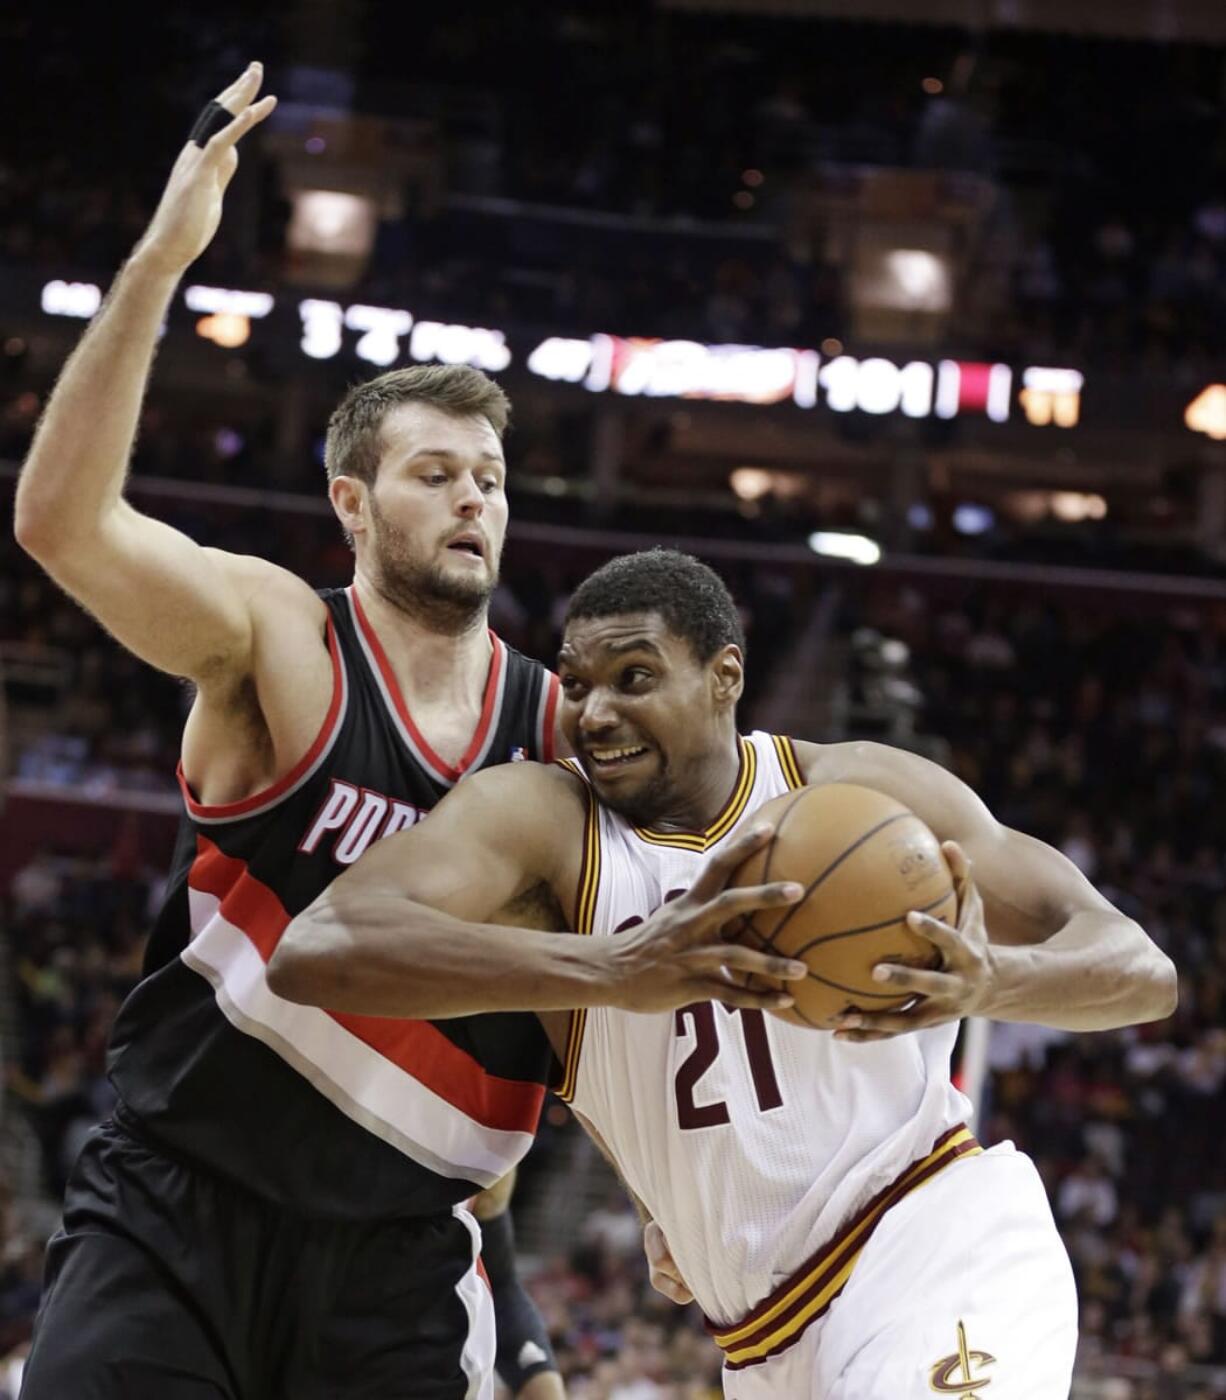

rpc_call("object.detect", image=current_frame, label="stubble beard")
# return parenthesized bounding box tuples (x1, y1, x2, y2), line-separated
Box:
(368, 498, 500, 637)
(591, 760, 673, 827)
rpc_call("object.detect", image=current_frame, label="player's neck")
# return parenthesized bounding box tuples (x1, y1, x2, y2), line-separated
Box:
(646, 732, 743, 834)
(352, 577, 493, 706)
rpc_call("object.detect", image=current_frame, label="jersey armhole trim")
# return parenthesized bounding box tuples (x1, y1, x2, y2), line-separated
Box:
(771, 734, 806, 790)
(178, 615, 347, 823)
(538, 672, 561, 764)
(553, 782, 601, 1102)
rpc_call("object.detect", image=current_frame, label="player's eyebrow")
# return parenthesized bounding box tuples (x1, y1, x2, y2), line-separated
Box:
(557, 637, 664, 669)
(602, 637, 665, 658)
(406, 448, 504, 465)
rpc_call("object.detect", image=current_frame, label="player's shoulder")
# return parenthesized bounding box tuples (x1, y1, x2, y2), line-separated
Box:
(466, 757, 587, 807)
(436, 761, 588, 866)
(787, 738, 919, 786)
(202, 548, 328, 624)
(789, 739, 972, 820)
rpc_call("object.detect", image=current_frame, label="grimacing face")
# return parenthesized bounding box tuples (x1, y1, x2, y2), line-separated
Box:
(351, 402, 508, 630)
(558, 611, 742, 826)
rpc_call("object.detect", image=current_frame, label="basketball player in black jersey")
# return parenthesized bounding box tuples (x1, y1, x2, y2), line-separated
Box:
(12, 67, 805, 1400)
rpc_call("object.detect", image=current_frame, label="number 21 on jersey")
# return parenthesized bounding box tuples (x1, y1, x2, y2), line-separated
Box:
(673, 1003, 784, 1130)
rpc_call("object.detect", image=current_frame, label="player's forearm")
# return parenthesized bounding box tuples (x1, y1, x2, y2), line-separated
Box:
(268, 888, 610, 1018)
(14, 250, 180, 553)
(985, 911, 1177, 1030)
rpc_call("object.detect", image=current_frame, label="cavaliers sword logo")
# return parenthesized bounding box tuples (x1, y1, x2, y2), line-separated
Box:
(929, 1321, 995, 1395)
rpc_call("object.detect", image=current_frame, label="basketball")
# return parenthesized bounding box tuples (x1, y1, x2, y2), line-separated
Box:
(727, 784, 956, 1029)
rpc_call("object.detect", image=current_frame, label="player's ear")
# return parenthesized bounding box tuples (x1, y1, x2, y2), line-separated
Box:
(329, 475, 369, 541)
(710, 644, 744, 709)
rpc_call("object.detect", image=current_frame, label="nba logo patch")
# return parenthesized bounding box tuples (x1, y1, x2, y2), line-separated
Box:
(509, 746, 527, 762)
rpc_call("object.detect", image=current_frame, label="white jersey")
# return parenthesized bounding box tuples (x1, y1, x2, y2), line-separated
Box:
(558, 731, 972, 1327)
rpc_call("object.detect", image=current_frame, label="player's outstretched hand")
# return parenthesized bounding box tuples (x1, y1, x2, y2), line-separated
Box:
(135, 63, 277, 277)
(644, 1220, 693, 1305)
(598, 822, 808, 1014)
(833, 841, 992, 1041)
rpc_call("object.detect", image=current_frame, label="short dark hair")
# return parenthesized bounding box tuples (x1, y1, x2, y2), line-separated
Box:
(565, 550, 745, 660)
(324, 365, 510, 486)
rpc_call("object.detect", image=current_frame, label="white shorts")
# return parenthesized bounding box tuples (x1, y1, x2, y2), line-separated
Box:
(722, 1144, 1077, 1400)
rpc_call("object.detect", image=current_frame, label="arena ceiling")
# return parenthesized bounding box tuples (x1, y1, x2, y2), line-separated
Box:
(660, 0, 1226, 43)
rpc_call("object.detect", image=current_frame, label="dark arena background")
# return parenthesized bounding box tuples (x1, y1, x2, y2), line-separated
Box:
(2, 2, 1225, 1396)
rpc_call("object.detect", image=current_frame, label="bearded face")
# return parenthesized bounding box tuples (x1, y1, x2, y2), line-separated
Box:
(339, 402, 510, 635)
(366, 489, 501, 635)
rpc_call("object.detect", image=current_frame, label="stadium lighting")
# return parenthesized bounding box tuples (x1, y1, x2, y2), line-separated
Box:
(410, 321, 511, 373)
(195, 313, 251, 349)
(807, 532, 882, 566)
(288, 191, 376, 258)
(299, 299, 344, 359)
(32, 266, 1089, 429)
(952, 504, 995, 535)
(1050, 492, 1107, 522)
(729, 467, 774, 501)
(345, 304, 413, 367)
(41, 280, 102, 318)
(1019, 367, 1084, 428)
(527, 337, 594, 383)
(856, 249, 952, 314)
(1185, 384, 1226, 441)
(885, 251, 950, 310)
(185, 286, 274, 318)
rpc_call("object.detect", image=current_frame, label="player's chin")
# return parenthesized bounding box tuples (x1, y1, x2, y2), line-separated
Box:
(585, 748, 658, 790)
(589, 758, 667, 822)
(437, 555, 495, 595)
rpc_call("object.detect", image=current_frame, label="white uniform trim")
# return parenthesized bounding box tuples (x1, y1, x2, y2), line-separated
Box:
(452, 1205, 496, 1399)
(183, 888, 534, 1186)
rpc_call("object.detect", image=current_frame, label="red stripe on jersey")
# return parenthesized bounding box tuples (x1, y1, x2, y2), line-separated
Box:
(350, 587, 504, 783)
(188, 837, 545, 1135)
(328, 1010, 544, 1135)
(541, 672, 560, 764)
(178, 614, 345, 820)
(190, 839, 290, 960)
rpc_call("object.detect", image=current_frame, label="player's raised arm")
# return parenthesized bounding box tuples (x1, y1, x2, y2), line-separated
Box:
(13, 65, 280, 683)
(267, 762, 809, 1018)
(795, 739, 1178, 1037)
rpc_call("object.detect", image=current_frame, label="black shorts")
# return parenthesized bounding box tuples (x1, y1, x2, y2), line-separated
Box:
(20, 1113, 494, 1399)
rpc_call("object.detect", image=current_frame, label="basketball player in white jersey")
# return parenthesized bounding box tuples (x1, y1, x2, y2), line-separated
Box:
(273, 549, 1176, 1398)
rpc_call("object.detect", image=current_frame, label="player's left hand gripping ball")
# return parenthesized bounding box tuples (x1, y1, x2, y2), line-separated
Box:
(834, 841, 991, 1041)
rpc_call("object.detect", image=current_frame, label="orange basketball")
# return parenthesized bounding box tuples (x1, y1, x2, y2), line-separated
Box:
(727, 783, 955, 1029)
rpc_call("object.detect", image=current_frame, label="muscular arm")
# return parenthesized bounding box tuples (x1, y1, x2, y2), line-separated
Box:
(269, 763, 807, 1020)
(13, 67, 276, 685)
(268, 764, 605, 1017)
(799, 740, 1177, 1031)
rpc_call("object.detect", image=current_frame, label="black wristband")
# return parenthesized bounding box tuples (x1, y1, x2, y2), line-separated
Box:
(481, 1210, 559, 1389)
(189, 100, 232, 147)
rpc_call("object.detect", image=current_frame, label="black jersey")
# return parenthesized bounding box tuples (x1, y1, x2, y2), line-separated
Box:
(107, 586, 561, 1221)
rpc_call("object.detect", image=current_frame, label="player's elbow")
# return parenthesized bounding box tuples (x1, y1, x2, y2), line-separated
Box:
(13, 488, 56, 561)
(1144, 947, 1179, 1022)
(266, 907, 346, 1006)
